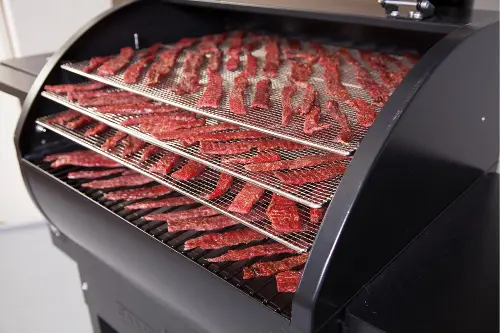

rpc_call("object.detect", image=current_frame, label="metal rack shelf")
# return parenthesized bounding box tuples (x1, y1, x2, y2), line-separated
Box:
(37, 116, 325, 252)
(43, 91, 350, 208)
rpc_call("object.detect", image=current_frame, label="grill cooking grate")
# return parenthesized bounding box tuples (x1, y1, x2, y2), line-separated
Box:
(42, 90, 348, 208)
(60, 38, 413, 154)
(27, 158, 296, 319)
(36, 115, 335, 252)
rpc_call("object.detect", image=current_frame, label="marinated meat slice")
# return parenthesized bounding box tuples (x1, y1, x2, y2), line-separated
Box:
(65, 115, 93, 129)
(197, 71, 223, 108)
(228, 183, 265, 214)
(281, 84, 297, 126)
(310, 207, 325, 224)
(98, 47, 135, 76)
(121, 136, 146, 157)
(274, 163, 347, 184)
(263, 37, 280, 78)
(103, 185, 172, 200)
(208, 243, 297, 262)
(138, 43, 163, 58)
(43, 149, 94, 162)
(243, 253, 309, 279)
(290, 61, 312, 82)
(44, 81, 106, 94)
(226, 33, 244, 71)
(123, 55, 156, 84)
(322, 55, 350, 101)
(310, 42, 328, 59)
(266, 194, 302, 232)
(296, 84, 316, 116)
(251, 79, 270, 109)
(204, 173, 234, 200)
(184, 228, 266, 250)
(101, 131, 127, 151)
(120, 112, 197, 126)
(67, 168, 126, 179)
(380, 71, 403, 88)
(168, 215, 238, 232)
(153, 123, 239, 141)
(146, 48, 182, 85)
(141, 119, 206, 133)
(245, 153, 345, 172)
(84, 123, 109, 137)
(82, 56, 111, 73)
(359, 51, 388, 71)
(51, 155, 122, 168)
(228, 75, 248, 115)
(199, 141, 255, 155)
(207, 51, 222, 73)
(276, 270, 303, 293)
(198, 41, 219, 55)
(125, 196, 197, 210)
(67, 90, 134, 102)
(46, 109, 80, 125)
(201, 33, 226, 45)
(303, 104, 333, 135)
(78, 94, 150, 107)
(171, 51, 204, 95)
(256, 139, 307, 152)
(326, 100, 352, 144)
(140, 145, 161, 162)
(82, 173, 153, 189)
(381, 54, 410, 75)
(171, 160, 206, 180)
(244, 53, 258, 77)
(149, 153, 181, 175)
(97, 103, 180, 115)
(145, 206, 219, 221)
(346, 98, 377, 127)
(181, 129, 271, 147)
(175, 37, 198, 48)
(224, 152, 281, 164)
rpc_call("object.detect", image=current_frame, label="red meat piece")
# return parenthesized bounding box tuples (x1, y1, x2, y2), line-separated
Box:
(274, 163, 347, 184)
(228, 183, 265, 214)
(276, 270, 303, 292)
(67, 168, 126, 179)
(149, 153, 181, 175)
(251, 79, 270, 109)
(326, 100, 352, 144)
(224, 151, 281, 164)
(124, 196, 197, 210)
(98, 47, 134, 76)
(82, 56, 111, 73)
(184, 228, 266, 250)
(266, 194, 302, 232)
(346, 98, 377, 127)
(281, 84, 297, 126)
(145, 206, 219, 221)
(228, 75, 248, 115)
(303, 104, 333, 135)
(44, 81, 106, 94)
(171, 160, 207, 180)
(123, 55, 156, 84)
(204, 173, 234, 200)
(168, 215, 238, 233)
(84, 123, 109, 137)
(103, 185, 173, 200)
(82, 174, 153, 189)
(197, 71, 223, 108)
(101, 131, 127, 151)
(243, 253, 309, 279)
(208, 243, 297, 262)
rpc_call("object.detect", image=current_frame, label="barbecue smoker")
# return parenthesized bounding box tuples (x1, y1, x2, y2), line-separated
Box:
(14, 0, 499, 332)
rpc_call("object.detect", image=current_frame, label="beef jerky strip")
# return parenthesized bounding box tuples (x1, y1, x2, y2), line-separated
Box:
(380, 54, 410, 75)
(304, 104, 333, 135)
(145, 206, 219, 221)
(125, 196, 196, 210)
(201, 33, 226, 45)
(251, 79, 270, 110)
(326, 100, 352, 144)
(274, 163, 347, 185)
(146, 47, 182, 86)
(310, 42, 328, 59)
(84, 123, 109, 137)
(121, 112, 196, 126)
(197, 71, 223, 108)
(310, 207, 325, 224)
(44, 81, 107, 94)
(226, 31, 244, 71)
(198, 41, 219, 55)
(208, 243, 297, 262)
(46, 109, 80, 125)
(207, 51, 222, 73)
(184, 228, 266, 250)
(224, 151, 281, 165)
(290, 60, 313, 82)
(149, 153, 181, 175)
(243, 253, 309, 279)
(379, 71, 404, 89)
(171, 51, 204, 95)
(322, 55, 349, 101)
(102, 131, 127, 151)
(228, 74, 248, 115)
(243, 38, 261, 53)
(168, 215, 238, 233)
(171, 160, 206, 180)
(43, 149, 95, 162)
(98, 47, 135, 76)
(181, 129, 271, 147)
(51, 156, 122, 168)
(204, 173, 233, 200)
(175, 37, 198, 48)
(296, 84, 317, 116)
(199, 141, 256, 155)
(346, 98, 377, 128)
(266, 194, 302, 232)
(82, 174, 153, 189)
(78, 94, 150, 107)
(228, 183, 265, 214)
(123, 55, 156, 84)
(141, 118, 206, 133)
(65, 115, 93, 129)
(360, 51, 403, 88)
(140, 145, 161, 162)
(281, 84, 297, 126)
(121, 136, 146, 157)
(245, 153, 345, 172)
(103, 185, 172, 200)
(138, 43, 163, 59)
(67, 90, 133, 102)
(82, 56, 111, 73)
(256, 139, 307, 152)
(276, 270, 303, 293)
(263, 37, 280, 78)
(153, 123, 239, 141)
(244, 53, 258, 77)
(67, 168, 126, 179)
(97, 103, 180, 115)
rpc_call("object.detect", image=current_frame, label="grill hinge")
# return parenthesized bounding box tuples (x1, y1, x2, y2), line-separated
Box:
(378, 0, 435, 20)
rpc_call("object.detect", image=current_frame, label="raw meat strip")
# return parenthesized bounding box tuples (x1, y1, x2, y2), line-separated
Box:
(204, 173, 233, 200)
(171, 160, 206, 180)
(98, 47, 135, 76)
(379, 71, 403, 89)
(274, 163, 347, 185)
(296, 84, 316, 116)
(124, 196, 197, 210)
(82, 56, 111, 73)
(120, 112, 197, 126)
(224, 152, 281, 164)
(67, 168, 126, 179)
(67, 90, 133, 102)
(181, 129, 271, 146)
(310, 42, 328, 59)
(65, 115, 93, 129)
(381, 54, 410, 75)
(121, 136, 146, 157)
(251, 79, 270, 109)
(121, 170, 139, 175)
(141, 119, 206, 133)
(82, 174, 153, 189)
(168, 215, 238, 233)
(198, 41, 219, 55)
(243, 253, 309, 279)
(404, 52, 419, 64)
(208, 243, 297, 262)
(146, 47, 182, 85)
(149, 153, 181, 175)
(141, 145, 161, 162)
(44, 81, 106, 94)
(359, 51, 388, 71)
(326, 100, 352, 144)
(171, 51, 204, 95)
(228, 183, 265, 214)
(47, 109, 80, 125)
(51, 155, 121, 168)
(153, 123, 239, 141)
(281, 84, 297, 126)
(346, 98, 377, 127)
(175, 37, 198, 48)
(290, 60, 313, 82)
(266, 194, 302, 232)
(123, 55, 156, 84)
(228, 75, 248, 115)
(244, 53, 258, 77)
(78, 94, 150, 107)
(310, 207, 325, 224)
(184, 228, 266, 250)
(244, 38, 261, 53)
(207, 51, 222, 73)
(43, 150, 95, 162)
(101, 131, 127, 151)
(245, 153, 345, 172)
(197, 71, 223, 108)
(138, 43, 163, 58)
(145, 206, 219, 221)
(103, 185, 172, 200)
(263, 37, 280, 78)
(303, 104, 333, 135)
(97, 103, 180, 115)
(276, 270, 303, 293)
(322, 55, 350, 101)
(201, 33, 226, 45)
(199, 141, 255, 155)
(226, 32, 244, 71)
(256, 139, 307, 152)
(84, 123, 109, 137)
